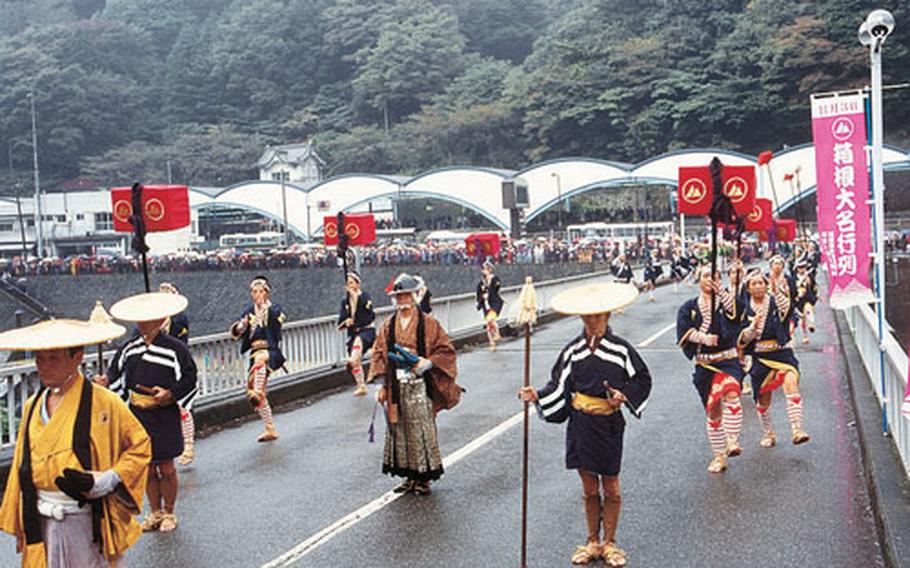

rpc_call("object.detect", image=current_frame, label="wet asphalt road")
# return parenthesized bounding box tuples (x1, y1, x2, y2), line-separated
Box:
(0, 276, 884, 567)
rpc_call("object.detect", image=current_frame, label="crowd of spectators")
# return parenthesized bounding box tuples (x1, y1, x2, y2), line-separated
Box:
(0, 234, 720, 277)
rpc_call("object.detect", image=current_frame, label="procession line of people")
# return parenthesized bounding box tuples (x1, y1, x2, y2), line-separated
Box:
(0, 236, 822, 566)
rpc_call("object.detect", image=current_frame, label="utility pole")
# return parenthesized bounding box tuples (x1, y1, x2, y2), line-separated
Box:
(28, 90, 43, 258)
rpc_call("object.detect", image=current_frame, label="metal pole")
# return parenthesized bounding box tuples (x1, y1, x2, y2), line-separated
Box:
(680, 213, 686, 253)
(166, 159, 173, 184)
(868, 41, 889, 435)
(281, 173, 289, 247)
(520, 322, 531, 568)
(28, 91, 43, 258)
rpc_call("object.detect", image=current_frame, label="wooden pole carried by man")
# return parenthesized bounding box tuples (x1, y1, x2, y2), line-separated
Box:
(515, 276, 538, 568)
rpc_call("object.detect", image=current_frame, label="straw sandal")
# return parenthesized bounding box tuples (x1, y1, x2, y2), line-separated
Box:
(707, 454, 727, 474)
(412, 481, 432, 496)
(159, 513, 178, 533)
(352, 384, 368, 397)
(393, 479, 414, 494)
(140, 510, 164, 532)
(760, 431, 777, 448)
(570, 542, 602, 565)
(725, 437, 743, 458)
(602, 542, 627, 567)
(176, 444, 195, 466)
(792, 428, 810, 445)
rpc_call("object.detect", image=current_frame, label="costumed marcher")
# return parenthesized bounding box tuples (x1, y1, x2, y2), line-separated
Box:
(338, 270, 376, 397)
(643, 249, 662, 302)
(0, 317, 151, 567)
(610, 254, 634, 285)
(369, 273, 459, 496)
(767, 255, 796, 323)
(726, 260, 751, 396)
(793, 261, 818, 344)
(519, 282, 650, 566)
(159, 282, 197, 466)
(476, 261, 504, 351)
(102, 292, 197, 534)
(230, 275, 287, 442)
(670, 247, 690, 292)
(738, 268, 811, 447)
(677, 266, 746, 474)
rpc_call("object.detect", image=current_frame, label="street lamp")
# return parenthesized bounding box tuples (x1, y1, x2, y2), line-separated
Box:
(858, 8, 894, 434)
(280, 170, 290, 247)
(27, 90, 43, 258)
(550, 172, 562, 232)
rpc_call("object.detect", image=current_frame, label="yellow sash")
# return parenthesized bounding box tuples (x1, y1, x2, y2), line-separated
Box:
(571, 392, 619, 416)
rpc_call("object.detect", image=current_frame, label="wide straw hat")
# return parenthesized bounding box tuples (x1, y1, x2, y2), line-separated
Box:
(0, 317, 126, 351)
(550, 282, 639, 315)
(110, 292, 188, 322)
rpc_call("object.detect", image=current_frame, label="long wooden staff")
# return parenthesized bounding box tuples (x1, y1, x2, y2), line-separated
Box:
(515, 277, 538, 568)
(89, 300, 115, 376)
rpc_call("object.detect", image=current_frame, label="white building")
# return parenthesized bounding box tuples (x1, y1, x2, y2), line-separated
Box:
(257, 141, 325, 184)
(0, 188, 193, 258)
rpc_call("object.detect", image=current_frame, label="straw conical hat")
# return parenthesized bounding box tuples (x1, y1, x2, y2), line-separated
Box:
(110, 292, 188, 322)
(550, 282, 639, 315)
(0, 318, 126, 351)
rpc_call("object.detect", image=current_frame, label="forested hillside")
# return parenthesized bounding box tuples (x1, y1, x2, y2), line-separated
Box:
(0, 0, 907, 191)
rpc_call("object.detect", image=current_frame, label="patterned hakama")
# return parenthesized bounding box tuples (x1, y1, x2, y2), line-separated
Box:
(382, 377, 444, 482)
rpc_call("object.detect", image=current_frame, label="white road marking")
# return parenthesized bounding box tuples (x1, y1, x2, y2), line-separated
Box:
(263, 315, 675, 567)
(637, 322, 675, 347)
(261, 412, 524, 567)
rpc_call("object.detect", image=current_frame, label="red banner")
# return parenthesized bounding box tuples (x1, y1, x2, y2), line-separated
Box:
(677, 166, 712, 215)
(111, 185, 190, 233)
(465, 233, 501, 258)
(721, 165, 756, 216)
(323, 214, 376, 246)
(744, 198, 773, 232)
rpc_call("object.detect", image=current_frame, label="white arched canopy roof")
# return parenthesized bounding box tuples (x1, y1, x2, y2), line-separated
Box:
(189, 144, 910, 238)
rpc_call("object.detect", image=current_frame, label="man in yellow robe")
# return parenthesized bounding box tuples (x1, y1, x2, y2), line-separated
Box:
(0, 317, 151, 567)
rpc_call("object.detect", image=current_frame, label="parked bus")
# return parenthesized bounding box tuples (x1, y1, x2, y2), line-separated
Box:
(219, 231, 284, 249)
(566, 222, 674, 244)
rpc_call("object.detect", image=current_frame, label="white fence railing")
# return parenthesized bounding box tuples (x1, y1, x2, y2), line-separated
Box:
(0, 269, 615, 451)
(845, 303, 910, 477)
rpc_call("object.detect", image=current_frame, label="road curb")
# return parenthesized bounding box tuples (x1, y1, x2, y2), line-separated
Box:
(833, 310, 910, 568)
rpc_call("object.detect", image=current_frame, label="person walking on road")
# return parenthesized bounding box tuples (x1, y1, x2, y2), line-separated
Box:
(476, 261, 504, 351)
(519, 282, 651, 567)
(370, 273, 459, 496)
(677, 266, 746, 474)
(230, 276, 286, 443)
(738, 268, 811, 447)
(0, 317, 151, 567)
(338, 271, 376, 397)
(106, 292, 198, 534)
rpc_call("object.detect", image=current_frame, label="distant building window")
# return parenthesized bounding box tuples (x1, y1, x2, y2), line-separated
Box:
(26, 219, 34, 228)
(76, 214, 84, 221)
(0, 223, 13, 232)
(271, 171, 290, 181)
(95, 212, 113, 231)
(56, 215, 66, 222)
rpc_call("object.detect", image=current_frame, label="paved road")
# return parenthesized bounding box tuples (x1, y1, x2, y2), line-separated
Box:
(0, 276, 884, 567)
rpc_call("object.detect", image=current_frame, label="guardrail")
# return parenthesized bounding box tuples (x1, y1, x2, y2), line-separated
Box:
(0, 269, 615, 450)
(845, 303, 910, 477)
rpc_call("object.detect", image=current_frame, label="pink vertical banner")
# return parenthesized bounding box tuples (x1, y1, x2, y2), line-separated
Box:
(811, 93, 875, 309)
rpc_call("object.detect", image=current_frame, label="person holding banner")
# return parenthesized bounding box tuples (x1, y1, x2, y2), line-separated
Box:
(230, 276, 287, 443)
(158, 282, 198, 466)
(677, 266, 746, 474)
(519, 282, 650, 567)
(338, 270, 376, 397)
(738, 268, 810, 447)
(106, 292, 198, 534)
(476, 261, 504, 351)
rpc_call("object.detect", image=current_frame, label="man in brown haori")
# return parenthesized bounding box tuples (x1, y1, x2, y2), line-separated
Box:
(369, 273, 459, 495)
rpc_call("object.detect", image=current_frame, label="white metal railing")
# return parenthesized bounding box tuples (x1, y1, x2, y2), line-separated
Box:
(845, 303, 910, 476)
(0, 269, 615, 450)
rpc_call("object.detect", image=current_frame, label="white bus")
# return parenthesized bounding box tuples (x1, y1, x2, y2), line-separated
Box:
(566, 222, 674, 243)
(219, 231, 284, 249)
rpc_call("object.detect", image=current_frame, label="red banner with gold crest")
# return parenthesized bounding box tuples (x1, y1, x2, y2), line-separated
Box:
(111, 185, 190, 232)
